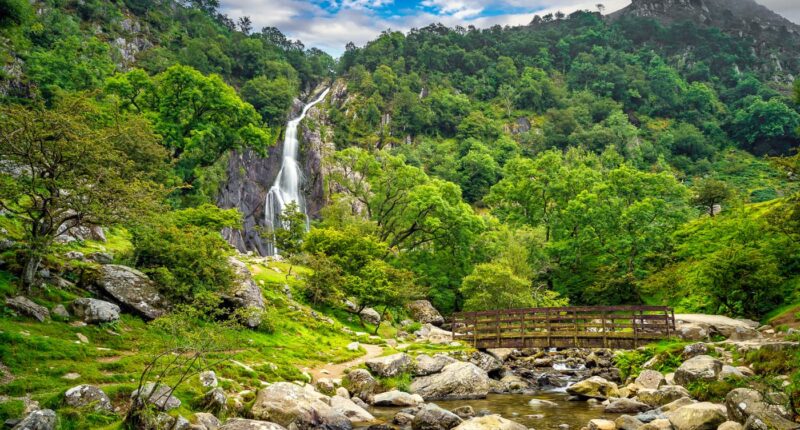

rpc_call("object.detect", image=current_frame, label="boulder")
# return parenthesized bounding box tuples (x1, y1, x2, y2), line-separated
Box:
(194, 412, 222, 430)
(414, 324, 454, 344)
(468, 352, 503, 375)
(635, 370, 666, 390)
(360, 307, 381, 325)
(566, 376, 620, 400)
(131, 383, 182, 411)
(661, 397, 696, 412)
(394, 412, 415, 426)
(94, 265, 168, 319)
(373, 390, 424, 406)
(335, 387, 349, 398)
(410, 362, 493, 400)
(615, 415, 645, 430)
(637, 386, 692, 407)
(639, 419, 673, 430)
(343, 369, 376, 401)
(201, 388, 227, 414)
(250, 382, 351, 429)
(89, 252, 113, 264)
(606, 398, 653, 414)
(719, 365, 745, 380)
(330, 395, 375, 424)
(485, 348, 515, 362)
(52, 304, 70, 319)
(12, 409, 56, 430)
(666, 402, 727, 430)
(452, 415, 527, 430)
(674, 356, 722, 386)
(223, 257, 266, 328)
(412, 403, 463, 430)
(417, 354, 456, 377)
(70, 298, 120, 324)
(219, 419, 287, 430)
(5, 296, 49, 322)
(683, 343, 710, 358)
(724, 388, 799, 430)
(200, 370, 218, 388)
(64, 385, 112, 411)
(407, 300, 445, 326)
(728, 327, 760, 341)
(677, 323, 709, 341)
(528, 399, 559, 407)
(316, 378, 336, 396)
(366, 353, 412, 377)
(718, 422, 744, 430)
(451, 405, 475, 419)
(499, 374, 529, 392)
(674, 315, 756, 339)
(589, 419, 617, 430)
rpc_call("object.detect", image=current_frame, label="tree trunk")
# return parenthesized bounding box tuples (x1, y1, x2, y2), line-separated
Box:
(22, 254, 42, 293)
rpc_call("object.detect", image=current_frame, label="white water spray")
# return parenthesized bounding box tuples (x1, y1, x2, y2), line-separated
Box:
(264, 88, 330, 256)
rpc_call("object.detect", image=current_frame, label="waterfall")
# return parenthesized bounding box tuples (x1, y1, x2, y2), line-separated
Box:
(264, 88, 330, 256)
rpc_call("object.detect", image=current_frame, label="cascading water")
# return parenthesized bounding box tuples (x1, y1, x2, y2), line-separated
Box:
(264, 88, 330, 256)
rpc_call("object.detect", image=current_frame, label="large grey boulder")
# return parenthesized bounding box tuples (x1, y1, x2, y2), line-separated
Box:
(452, 415, 527, 430)
(194, 412, 222, 430)
(616, 415, 645, 430)
(329, 395, 374, 424)
(359, 307, 381, 325)
(219, 419, 287, 430)
(636, 386, 692, 407)
(343, 369, 376, 401)
(366, 353, 412, 377)
(407, 300, 444, 326)
(666, 402, 727, 430)
(131, 383, 181, 411)
(5, 296, 49, 322)
(414, 354, 457, 376)
(250, 382, 351, 429)
(372, 390, 424, 406)
(70, 298, 120, 324)
(12, 409, 56, 430)
(414, 324, 455, 344)
(675, 315, 757, 339)
(94, 265, 168, 319)
(725, 388, 799, 430)
(566, 376, 620, 400)
(468, 352, 502, 374)
(635, 370, 666, 390)
(223, 257, 266, 328)
(674, 355, 722, 386)
(605, 398, 652, 414)
(412, 403, 463, 430)
(64, 384, 112, 411)
(410, 362, 493, 400)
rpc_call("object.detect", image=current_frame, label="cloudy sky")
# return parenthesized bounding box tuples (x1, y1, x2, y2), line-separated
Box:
(220, 0, 800, 55)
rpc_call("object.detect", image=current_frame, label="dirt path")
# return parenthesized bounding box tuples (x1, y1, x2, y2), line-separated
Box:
(306, 344, 384, 381)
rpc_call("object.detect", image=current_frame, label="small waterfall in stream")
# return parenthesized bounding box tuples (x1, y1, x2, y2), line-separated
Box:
(264, 88, 330, 256)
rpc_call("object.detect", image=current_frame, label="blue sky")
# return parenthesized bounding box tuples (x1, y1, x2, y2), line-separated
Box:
(220, 0, 800, 56)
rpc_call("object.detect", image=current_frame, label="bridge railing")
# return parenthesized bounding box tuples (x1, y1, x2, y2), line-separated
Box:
(451, 305, 675, 349)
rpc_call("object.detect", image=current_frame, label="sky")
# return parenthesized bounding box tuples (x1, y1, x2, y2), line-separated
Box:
(220, 0, 800, 56)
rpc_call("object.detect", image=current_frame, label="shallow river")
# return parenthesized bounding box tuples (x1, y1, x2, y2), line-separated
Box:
(367, 391, 620, 429)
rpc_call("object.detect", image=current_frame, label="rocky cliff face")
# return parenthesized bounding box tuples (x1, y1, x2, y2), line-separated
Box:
(612, 0, 800, 79)
(218, 84, 337, 255)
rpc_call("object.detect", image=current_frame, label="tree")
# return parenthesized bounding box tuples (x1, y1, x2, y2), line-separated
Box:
(460, 262, 566, 311)
(692, 178, 732, 216)
(272, 202, 307, 257)
(237, 16, 252, 35)
(730, 98, 800, 154)
(241, 76, 297, 124)
(0, 97, 165, 289)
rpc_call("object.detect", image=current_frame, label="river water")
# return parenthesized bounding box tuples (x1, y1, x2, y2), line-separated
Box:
(368, 391, 621, 429)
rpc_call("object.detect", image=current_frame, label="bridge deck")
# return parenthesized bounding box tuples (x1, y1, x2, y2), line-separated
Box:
(451, 305, 675, 349)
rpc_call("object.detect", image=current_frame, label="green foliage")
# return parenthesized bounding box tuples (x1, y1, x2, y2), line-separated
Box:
(460, 262, 566, 311)
(692, 178, 732, 216)
(241, 76, 297, 124)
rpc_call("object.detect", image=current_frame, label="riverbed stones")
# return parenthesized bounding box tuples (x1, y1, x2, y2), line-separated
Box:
(724, 388, 799, 430)
(605, 398, 652, 414)
(219, 419, 287, 430)
(451, 405, 475, 419)
(637, 386, 692, 407)
(635, 370, 666, 390)
(415, 354, 457, 376)
(660, 397, 696, 412)
(410, 362, 493, 400)
(639, 418, 672, 430)
(718, 422, 744, 430)
(94, 265, 168, 319)
(194, 412, 222, 430)
(407, 300, 444, 326)
(666, 402, 727, 430)
(343, 369, 376, 401)
(468, 352, 502, 374)
(373, 390, 424, 406)
(566, 376, 620, 400)
(251, 382, 350, 429)
(64, 384, 112, 411)
(486, 348, 515, 362)
(70, 298, 120, 324)
(412, 403, 463, 430)
(615, 415, 645, 430)
(12, 409, 56, 430)
(366, 353, 412, 377)
(674, 356, 722, 386)
(452, 415, 527, 430)
(588, 419, 617, 430)
(131, 383, 182, 411)
(5, 296, 49, 322)
(330, 395, 375, 424)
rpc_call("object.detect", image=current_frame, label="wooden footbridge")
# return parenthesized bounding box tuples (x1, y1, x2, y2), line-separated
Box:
(451, 305, 675, 349)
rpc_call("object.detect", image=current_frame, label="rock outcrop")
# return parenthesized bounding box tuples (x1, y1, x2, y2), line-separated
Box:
(5, 296, 49, 322)
(64, 385, 112, 411)
(674, 355, 722, 386)
(250, 382, 351, 429)
(410, 362, 493, 400)
(366, 353, 412, 377)
(223, 257, 266, 328)
(93, 265, 168, 319)
(70, 298, 120, 324)
(407, 300, 445, 326)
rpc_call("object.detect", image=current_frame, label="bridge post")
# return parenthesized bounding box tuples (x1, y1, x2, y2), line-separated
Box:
(573, 309, 579, 348)
(520, 311, 526, 348)
(546, 309, 552, 348)
(602, 310, 608, 348)
(495, 313, 501, 347)
(472, 313, 477, 348)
